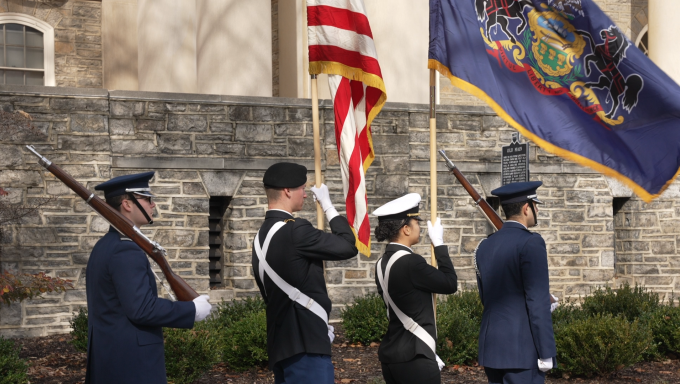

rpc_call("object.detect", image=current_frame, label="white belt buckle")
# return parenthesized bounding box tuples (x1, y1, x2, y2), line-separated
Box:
(289, 288, 301, 301)
(406, 319, 419, 333)
(305, 298, 315, 309)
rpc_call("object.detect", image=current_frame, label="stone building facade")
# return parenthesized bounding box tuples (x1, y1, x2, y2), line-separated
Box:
(0, 0, 103, 88)
(0, 0, 651, 100)
(1, 84, 679, 337)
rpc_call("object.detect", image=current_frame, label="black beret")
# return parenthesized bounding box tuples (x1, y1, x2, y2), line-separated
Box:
(95, 171, 155, 200)
(491, 181, 543, 204)
(263, 162, 307, 188)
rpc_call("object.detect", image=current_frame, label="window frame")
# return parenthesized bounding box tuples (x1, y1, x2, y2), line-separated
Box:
(635, 24, 649, 57)
(0, 13, 55, 86)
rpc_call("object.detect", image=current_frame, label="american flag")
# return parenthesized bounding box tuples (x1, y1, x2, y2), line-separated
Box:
(307, 0, 386, 257)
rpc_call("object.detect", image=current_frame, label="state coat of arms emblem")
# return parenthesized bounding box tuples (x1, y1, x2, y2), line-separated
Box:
(474, 0, 643, 128)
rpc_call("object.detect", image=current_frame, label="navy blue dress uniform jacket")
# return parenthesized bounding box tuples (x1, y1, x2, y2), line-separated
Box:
(85, 227, 196, 384)
(252, 210, 358, 369)
(475, 221, 556, 369)
(375, 243, 458, 363)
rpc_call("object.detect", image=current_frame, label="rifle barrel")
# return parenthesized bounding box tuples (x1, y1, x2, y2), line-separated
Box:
(438, 150, 504, 230)
(26, 145, 198, 301)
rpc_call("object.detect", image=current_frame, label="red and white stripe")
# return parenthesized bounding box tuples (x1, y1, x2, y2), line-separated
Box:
(307, 0, 386, 257)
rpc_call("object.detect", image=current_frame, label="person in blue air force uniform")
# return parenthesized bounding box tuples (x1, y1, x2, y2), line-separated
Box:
(475, 181, 557, 384)
(85, 172, 212, 384)
(252, 162, 358, 384)
(373, 193, 458, 384)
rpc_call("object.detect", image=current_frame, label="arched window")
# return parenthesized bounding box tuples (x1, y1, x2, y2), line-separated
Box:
(0, 13, 55, 86)
(635, 24, 649, 57)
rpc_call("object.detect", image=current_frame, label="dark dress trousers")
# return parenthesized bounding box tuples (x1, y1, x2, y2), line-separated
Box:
(475, 221, 556, 370)
(375, 243, 458, 383)
(252, 210, 358, 369)
(85, 227, 196, 384)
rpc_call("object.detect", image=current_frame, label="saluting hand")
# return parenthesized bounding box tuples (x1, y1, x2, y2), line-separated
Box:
(193, 295, 212, 322)
(427, 217, 444, 247)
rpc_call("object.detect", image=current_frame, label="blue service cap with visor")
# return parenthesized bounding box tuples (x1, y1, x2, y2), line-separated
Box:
(95, 172, 156, 224)
(491, 181, 543, 205)
(95, 172, 155, 200)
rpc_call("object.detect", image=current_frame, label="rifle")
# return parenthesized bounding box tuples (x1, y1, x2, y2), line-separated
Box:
(438, 150, 504, 230)
(26, 145, 199, 302)
(438, 150, 556, 304)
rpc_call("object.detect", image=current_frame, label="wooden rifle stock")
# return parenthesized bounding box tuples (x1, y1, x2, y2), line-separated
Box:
(437, 150, 504, 230)
(26, 145, 199, 302)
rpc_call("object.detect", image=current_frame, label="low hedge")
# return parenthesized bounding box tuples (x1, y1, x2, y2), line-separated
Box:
(222, 310, 268, 371)
(340, 293, 388, 345)
(164, 323, 221, 384)
(436, 289, 483, 365)
(554, 314, 652, 377)
(0, 337, 28, 384)
(69, 307, 88, 353)
(581, 283, 660, 320)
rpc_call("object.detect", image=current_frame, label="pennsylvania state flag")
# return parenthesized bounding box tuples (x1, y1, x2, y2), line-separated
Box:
(429, 0, 680, 201)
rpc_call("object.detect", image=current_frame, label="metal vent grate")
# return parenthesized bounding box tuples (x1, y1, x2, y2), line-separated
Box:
(208, 196, 230, 288)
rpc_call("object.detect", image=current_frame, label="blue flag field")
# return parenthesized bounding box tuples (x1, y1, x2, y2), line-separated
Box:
(429, 0, 680, 201)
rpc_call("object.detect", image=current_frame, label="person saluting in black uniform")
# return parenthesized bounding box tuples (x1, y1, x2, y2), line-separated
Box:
(252, 162, 358, 384)
(373, 193, 458, 384)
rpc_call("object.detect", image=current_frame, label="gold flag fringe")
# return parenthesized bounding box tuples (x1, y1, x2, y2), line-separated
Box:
(310, 60, 387, 256)
(428, 59, 680, 203)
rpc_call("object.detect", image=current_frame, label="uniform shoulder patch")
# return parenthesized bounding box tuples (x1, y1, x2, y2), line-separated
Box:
(120, 236, 133, 242)
(284, 218, 295, 223)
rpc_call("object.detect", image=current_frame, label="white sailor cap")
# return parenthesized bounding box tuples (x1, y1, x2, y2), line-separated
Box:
(372, 193, 422, 222)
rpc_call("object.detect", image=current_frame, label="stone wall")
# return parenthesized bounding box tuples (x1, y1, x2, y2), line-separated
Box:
(0, 0, 102, 88)
(0, 84, 679, 336)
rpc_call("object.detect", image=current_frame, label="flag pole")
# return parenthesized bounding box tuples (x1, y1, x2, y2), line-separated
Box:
(430, 69, 438, 314)
(311, 74, 325, 230)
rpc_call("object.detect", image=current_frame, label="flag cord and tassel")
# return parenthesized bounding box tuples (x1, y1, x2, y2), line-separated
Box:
(429, 68, 438, 317)
(311, 74, 325, 231)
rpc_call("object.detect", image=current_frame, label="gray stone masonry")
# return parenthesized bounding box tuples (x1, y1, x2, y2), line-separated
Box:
(0, 83, 678, 337)
(0, 0, 103, 88)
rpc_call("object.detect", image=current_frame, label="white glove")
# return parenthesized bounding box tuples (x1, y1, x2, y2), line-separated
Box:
(550, 294, 559, 313)
(435, 354, 445, 371)
(193, 295, 212, 322)
(310, 184, 339, 221)
(427, 218, 444, 247)
(538, 357, 553, 372)
(327, 325, 335, 343)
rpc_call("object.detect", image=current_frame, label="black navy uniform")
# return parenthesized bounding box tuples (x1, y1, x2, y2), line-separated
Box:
(375, 243, 458, 384)
(252, 209, 358, 369)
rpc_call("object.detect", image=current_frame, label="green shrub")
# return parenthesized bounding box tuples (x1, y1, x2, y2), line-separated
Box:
(551, 297, 590, 330)
(555, 314, 653, 377)
(69, 307, 88, 353)
(0, 337, 28, 384)
(222, 310, 268, 371)
(645, 305, 680, 357)
(164, 321, 221, 384)
(212, 296, 266, 333)
(436, 289, 483, 365)
(340, 293, 388, 345)
(581, 283, 660, 320)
